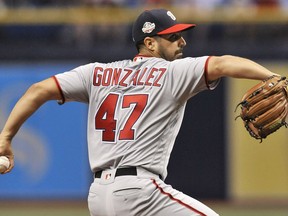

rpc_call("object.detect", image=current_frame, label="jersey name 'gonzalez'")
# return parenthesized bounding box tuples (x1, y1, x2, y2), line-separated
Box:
(92, 66, 167, 87)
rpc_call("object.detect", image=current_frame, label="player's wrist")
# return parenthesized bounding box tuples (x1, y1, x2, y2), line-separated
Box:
(0, 130, 14, 142)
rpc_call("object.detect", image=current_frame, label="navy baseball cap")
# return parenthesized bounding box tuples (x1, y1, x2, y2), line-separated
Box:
(132, 9, 196, 44)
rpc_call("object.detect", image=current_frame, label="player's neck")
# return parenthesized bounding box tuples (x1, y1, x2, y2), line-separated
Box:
(139, 48, 160, 58)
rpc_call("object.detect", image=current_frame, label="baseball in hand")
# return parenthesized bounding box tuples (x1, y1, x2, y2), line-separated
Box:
(0, 156, 10, 173)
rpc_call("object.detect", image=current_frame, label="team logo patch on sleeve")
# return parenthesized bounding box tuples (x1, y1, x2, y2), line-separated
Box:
(142, 22, 156, 34)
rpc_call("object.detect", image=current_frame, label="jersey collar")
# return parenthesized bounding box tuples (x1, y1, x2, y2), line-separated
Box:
(133, 54, 154, 62)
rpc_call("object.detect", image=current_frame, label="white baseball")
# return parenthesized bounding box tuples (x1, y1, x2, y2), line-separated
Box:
(0, 156, 10, 173)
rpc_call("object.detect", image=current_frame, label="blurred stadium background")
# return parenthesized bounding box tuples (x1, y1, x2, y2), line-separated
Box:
(0, 0, 288, 215)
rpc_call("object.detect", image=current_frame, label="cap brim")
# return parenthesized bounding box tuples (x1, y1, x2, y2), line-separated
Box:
(157, 24, 196, 35)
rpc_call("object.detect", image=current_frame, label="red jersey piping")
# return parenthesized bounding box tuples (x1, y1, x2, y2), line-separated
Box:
(204, 56, 212, 89)
(151, 179, 207, 216)
(52, 76, 65, 105)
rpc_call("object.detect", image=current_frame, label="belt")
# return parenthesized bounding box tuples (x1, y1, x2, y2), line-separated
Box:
(94, 167, 137, 178)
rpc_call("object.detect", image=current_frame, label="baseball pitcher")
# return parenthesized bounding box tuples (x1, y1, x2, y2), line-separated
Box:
(0, 9, 281, 216)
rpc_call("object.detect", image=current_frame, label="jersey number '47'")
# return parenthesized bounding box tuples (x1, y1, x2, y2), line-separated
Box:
(95, 93, 148, 142)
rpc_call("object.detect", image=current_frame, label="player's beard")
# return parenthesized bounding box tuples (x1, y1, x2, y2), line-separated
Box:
(158, 46, 183, 61)
(175, 49, 184, 59)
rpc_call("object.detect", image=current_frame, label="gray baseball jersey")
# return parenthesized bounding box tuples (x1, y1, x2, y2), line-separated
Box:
(54, 56, 220, 216)
(54, 55, 218, 180)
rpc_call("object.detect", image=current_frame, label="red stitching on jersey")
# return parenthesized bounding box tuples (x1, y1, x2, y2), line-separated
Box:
(52, 76, 65, 105)
(151, 179, 207, 216)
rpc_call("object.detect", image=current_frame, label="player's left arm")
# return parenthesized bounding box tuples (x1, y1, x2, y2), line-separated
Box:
(0, 77, 62, 173)
(205, 55, 279, 82)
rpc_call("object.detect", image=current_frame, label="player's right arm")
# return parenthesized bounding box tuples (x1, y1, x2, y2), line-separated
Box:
(206, 55, 279, 82)
(0, 77, 63, 174)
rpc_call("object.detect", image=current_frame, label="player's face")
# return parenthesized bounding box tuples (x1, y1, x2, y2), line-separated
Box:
(155, 33, 187, 61)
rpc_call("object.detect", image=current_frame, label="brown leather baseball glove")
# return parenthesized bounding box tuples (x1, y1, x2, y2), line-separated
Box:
(236, 76, 288, 142)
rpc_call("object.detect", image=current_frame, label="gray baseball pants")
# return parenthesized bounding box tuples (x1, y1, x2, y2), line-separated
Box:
(88, 167, 219, 216)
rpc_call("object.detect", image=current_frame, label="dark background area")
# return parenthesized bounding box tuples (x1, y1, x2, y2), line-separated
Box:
(1, 23, 288, 62)
(166, 80, 227, 199)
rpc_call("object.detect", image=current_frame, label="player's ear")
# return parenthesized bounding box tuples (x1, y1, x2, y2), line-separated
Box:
(143, 37, 156, 51)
